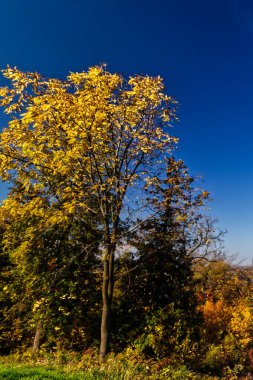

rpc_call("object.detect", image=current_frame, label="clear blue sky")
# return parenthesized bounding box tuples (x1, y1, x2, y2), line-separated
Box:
(0, 0, 252, 263)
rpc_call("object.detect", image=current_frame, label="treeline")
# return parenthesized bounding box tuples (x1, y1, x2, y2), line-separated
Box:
(0, 66, 252, 377)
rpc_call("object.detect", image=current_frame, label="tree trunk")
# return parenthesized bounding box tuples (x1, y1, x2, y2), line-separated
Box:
(32, 321, 42, 354)
(99, 232, 116, 362)
(100, 258, 110, 361)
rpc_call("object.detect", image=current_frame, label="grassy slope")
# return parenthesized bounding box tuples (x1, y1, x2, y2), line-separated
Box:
(0, 363, 150, 380)
(0, 364, 109, 380)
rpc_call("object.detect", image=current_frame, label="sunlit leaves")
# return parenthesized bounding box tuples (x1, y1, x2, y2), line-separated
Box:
(0, 65, 177, 232)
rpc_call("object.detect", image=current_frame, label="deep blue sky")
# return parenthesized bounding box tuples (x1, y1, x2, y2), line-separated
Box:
(0, 0, 252, 263)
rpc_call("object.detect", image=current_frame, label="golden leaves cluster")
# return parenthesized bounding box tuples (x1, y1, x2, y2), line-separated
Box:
(0, 65, 177, 235)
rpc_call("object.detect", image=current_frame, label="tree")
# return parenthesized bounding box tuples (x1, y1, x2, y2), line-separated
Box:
(194, 261, 253, 373)
(111, 157, 214, 355)
(0, 198, 101, 353)
(0, 65, 178, 359)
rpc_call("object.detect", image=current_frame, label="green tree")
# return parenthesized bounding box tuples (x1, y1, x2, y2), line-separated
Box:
(0, 204, 101, 352)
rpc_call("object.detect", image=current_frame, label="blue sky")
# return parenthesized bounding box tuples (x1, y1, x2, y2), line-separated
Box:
(0, 0, 252, 263)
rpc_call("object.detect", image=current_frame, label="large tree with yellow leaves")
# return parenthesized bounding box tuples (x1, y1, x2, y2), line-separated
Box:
(0, 65, 178, 359)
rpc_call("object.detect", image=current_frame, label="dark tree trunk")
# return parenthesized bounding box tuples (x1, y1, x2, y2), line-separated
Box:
(32, 321, 42, 354)
(99, 231, 116, 362)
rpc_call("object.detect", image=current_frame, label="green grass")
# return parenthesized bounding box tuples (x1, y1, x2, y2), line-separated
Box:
(0, 361, 230, 380)
(0, 363, 222, 380)
(0, 354, 225, 380)
(0, 364, 113, 380)
(0, 363, 146, 380)
(0, 365, 86, 380)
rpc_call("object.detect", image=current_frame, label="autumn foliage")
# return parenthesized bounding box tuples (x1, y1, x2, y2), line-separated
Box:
(0, 66, 251, 378)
